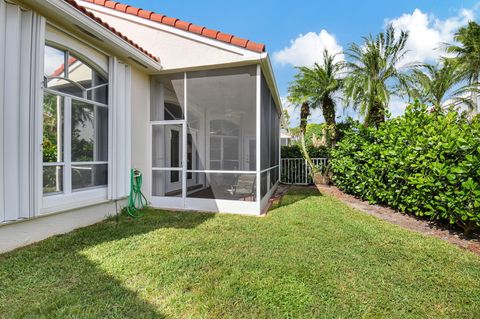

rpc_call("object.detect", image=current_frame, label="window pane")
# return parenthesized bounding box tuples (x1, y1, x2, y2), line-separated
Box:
(152, 170, 183, 197)
(71, 100, 108, 162)
(44, 46, 108, 104)
(43, 93, 64, 163)
(223, 137, 239, 160)
(186, 66, 257, 172)
(72, 164, 107, 190)
(152, 124, 183, 168)
(187, 172, 256, 201)
(210, 136, 221, 161)
(70, 53, 108, 104)
(261, 171, 268, 198)
(151, 74, 184, 121)
(187, 133, 193, 179)
(261, 74, 270, 170)
(43, 165, 63, 194)
(44, 46, 65, 78)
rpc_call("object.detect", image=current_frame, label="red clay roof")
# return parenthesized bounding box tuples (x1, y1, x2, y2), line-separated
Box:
(82, 0, 266, 53)
(50, 57, 78, 77)
(64, 0, 160, 62)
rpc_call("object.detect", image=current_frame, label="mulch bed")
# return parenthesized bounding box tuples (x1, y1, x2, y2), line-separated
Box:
(315, 185, 480, 256)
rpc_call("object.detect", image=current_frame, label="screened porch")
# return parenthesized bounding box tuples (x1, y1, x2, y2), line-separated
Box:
(150, 64, 280, 214)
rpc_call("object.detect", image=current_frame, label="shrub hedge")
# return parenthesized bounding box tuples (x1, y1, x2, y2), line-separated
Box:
(281, 144, 330, 159)
(330, 102, 480, 235)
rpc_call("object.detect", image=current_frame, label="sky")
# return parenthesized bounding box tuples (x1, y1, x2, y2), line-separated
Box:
(128, 0, 479, 127)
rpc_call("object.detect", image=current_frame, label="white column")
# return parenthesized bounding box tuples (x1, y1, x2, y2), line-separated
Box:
(124, 64, 132, 197)
(108, 58, 132, 200)
(19, 10, 33, 218)
(31, 14, 46, 218)
(255, 64, 261, 214)
(0, 4, 44, 221)
(0, 0, 6, 222)
(182, 72, 187, 206)
(3, 4, 22, 221)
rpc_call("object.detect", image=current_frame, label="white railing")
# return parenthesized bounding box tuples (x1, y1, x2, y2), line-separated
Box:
(280, 158, 328, 185)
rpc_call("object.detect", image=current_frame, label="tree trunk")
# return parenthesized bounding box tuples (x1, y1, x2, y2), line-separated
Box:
(365, 100, 385, 128)
(321, 96, 337, 147)
(471, 74, 478, 114)
(299, 102, 316, 178)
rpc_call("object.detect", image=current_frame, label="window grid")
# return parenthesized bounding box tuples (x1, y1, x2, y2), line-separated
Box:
(43, 45, 109, 196)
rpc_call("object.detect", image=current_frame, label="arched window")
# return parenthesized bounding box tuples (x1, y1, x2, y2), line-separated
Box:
(209, 119, 240, 170)
(42, 44, 109, 195)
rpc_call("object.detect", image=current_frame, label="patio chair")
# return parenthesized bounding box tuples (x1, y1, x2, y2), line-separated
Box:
(227, 175, 256, 199)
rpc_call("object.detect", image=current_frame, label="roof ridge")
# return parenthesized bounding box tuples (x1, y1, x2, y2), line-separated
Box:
(65, 0, 160, 62)
(82, 0, 266, 53)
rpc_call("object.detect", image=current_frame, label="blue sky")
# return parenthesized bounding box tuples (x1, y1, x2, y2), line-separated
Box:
(129, 0, 479, 126)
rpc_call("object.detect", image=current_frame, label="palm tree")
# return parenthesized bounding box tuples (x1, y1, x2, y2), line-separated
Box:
(287, 50, 344, 174)
(344, 24, 409, 127)
(446, 21, 480, 112)
(299, 50, 343, 146)
(405, 61, 467, 111)
(288, 71, 314, 172)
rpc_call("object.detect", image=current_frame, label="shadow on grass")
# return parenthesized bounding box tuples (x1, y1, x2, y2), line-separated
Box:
(0, 210, 214, 318)
(269, 185, 321, 212)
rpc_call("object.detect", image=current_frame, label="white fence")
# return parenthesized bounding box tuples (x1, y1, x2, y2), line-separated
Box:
(280, 158, 328, 185)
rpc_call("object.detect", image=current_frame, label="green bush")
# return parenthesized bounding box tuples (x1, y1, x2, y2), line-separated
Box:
(281, 144, 330, 158)
(330, 102, 480, 235)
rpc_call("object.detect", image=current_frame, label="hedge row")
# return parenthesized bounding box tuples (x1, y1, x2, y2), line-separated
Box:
(330, 102, 480, 235)
(281, 144, 330, 159)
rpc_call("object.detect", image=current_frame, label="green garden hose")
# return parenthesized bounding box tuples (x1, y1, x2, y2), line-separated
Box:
(127, 168, 147, 218)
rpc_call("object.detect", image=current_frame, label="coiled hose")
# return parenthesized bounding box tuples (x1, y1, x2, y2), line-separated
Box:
(127, 168, 147, 218)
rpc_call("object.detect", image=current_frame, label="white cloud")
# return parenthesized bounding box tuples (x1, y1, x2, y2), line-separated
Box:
(388, 97, 410, 118)
(273, 30, 344, 67)
(387, 8, 475, 66)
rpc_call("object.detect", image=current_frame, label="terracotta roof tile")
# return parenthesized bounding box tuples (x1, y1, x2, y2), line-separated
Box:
(150, 13, 164, 23)
(230, 36, 249, 48)
(126, 6, 139, 15)
(161, 16, 178, 27)
(104, 1, 117, 9)
(138, 9, 153, 19)
(217, 32, 233, 43)
(175, 20, 191, 31)
(188, 24, 205, 35)
(115, 3, 129, 12)
(246, 41, 265, 53)
(65, 0, 160, 62)
(82, 0, 266, 53)
(202, 28, 219, 39)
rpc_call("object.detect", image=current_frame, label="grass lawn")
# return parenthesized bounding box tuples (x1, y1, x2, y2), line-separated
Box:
(1, 187, 480, 318)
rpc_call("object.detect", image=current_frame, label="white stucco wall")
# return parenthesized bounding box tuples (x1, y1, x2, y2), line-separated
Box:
(130, 66, 152, 202)
(78, 1, 262, 71)
(0, 199, 125, 253)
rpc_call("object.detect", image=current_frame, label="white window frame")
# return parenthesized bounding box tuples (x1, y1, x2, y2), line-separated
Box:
(40, 42, 110, 214)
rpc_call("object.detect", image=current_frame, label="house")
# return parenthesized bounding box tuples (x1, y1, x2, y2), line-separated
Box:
(0, 0, 281, 252)
(280, 129, 294, 146)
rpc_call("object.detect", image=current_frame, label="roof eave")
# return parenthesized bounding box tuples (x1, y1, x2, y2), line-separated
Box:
(79, 0, 266, 54)
(21, 0, 162, 71)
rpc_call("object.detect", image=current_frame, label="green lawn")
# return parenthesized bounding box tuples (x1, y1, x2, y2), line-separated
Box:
(1, 187, 480, 318)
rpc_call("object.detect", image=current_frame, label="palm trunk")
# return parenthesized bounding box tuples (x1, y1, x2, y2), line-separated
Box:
(472, 90, 478, 113)
(365, 100, 385, 128)
(321, 97, 337, 147)
(299, 102, 316, 178)
(471, 75, 478, 114)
